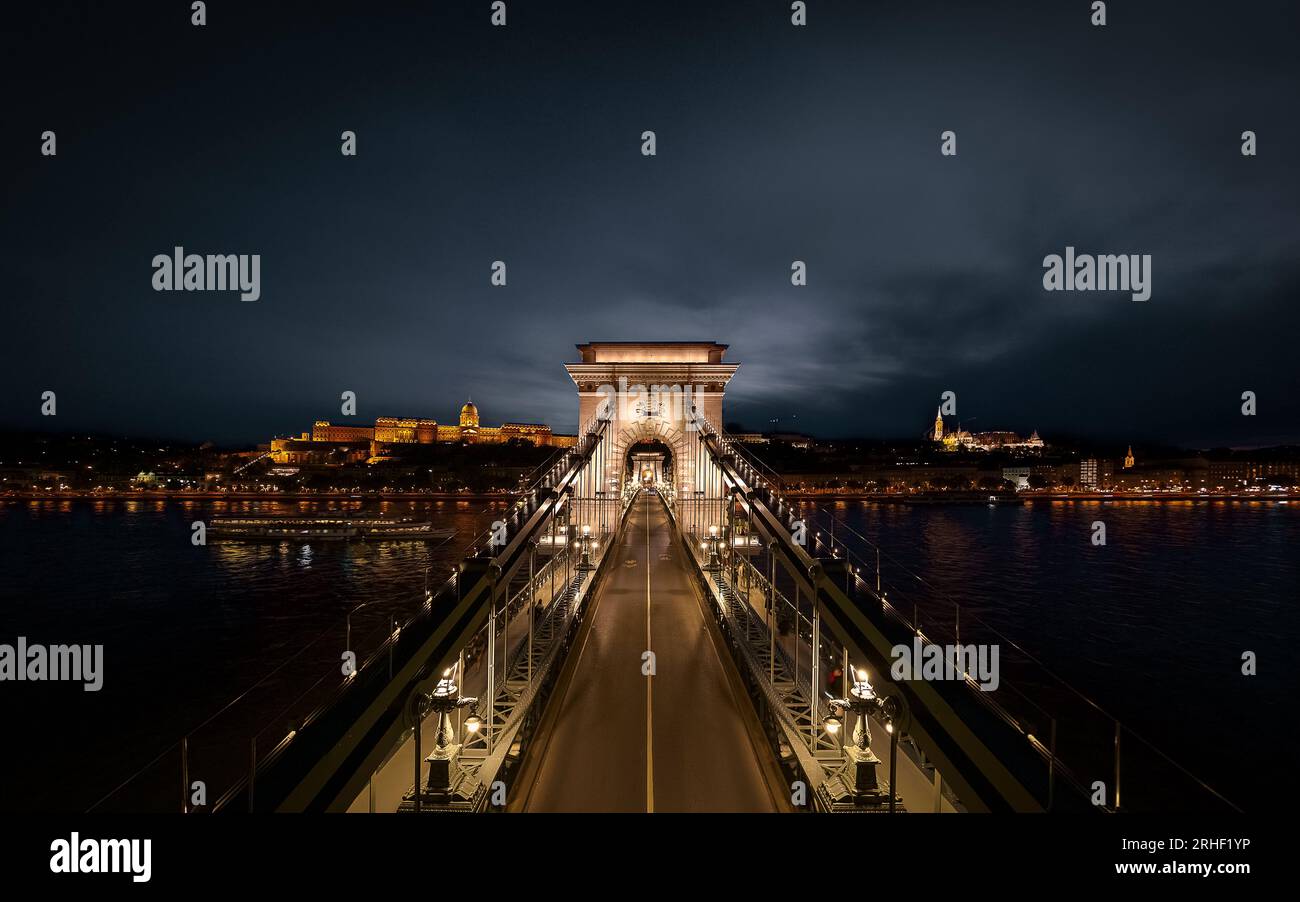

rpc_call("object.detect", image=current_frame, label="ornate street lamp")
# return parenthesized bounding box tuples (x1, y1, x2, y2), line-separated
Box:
(824, 670, 907, 810)
(401, 669, 479, 811)
(702, 524, 723, 570)
(575, 524, 595, 569)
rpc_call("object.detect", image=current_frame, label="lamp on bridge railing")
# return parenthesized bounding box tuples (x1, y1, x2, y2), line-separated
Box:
(823, 670, 905, 811)
(702, 525, 723, 570)
(576, 525, 595, 570)
(401, 668, 480, 812)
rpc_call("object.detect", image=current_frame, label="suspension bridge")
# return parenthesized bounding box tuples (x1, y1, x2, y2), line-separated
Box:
(94, 341, 1239, 814)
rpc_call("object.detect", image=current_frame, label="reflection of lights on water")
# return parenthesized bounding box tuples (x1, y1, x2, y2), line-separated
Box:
(299, 544, 313, 566)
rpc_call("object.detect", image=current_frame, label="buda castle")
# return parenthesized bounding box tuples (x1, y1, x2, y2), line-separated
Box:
(269, 400, 577, 466)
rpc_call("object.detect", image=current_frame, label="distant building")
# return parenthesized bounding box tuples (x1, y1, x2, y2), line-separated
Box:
(1123, 446, 1136, 469)
(311, 422, 376, 443)
(275, 400, 576, 464)
(1079, 458, 1099, 489)
(1002, 466, 1031, 490)
(500, 422, 562, 444)
(1207, 457, 1300, 488)
(438, 401, 575, 447)
(932, 406, 1044, 453)
(768, 432, 814, 449)
(1099, 458, 1117, 487)
(270, 437, 368, 466)
(374, 417, 437, 444)
(458, 400, 479, 440)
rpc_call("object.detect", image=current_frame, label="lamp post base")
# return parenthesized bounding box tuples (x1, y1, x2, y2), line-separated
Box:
(819, 776, 905, 812)
(397, 767, 480, 812)
(819, 750, 905, 812)
(847, 746, 883, 796)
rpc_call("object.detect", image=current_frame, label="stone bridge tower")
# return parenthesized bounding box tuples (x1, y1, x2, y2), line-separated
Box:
(565, 341, 738, 499)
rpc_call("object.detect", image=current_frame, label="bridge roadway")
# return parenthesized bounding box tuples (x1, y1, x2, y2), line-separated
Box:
(515, 491, 785, 812)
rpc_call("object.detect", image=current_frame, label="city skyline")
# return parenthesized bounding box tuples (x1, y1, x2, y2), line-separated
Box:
(5, 1, 1299, 448)
(5, 398, 1299, 453)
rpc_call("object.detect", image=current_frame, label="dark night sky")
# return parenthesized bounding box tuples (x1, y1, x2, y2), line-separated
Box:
(4, 0, 1298, 447)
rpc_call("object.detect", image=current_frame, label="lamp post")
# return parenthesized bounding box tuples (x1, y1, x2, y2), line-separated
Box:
(880, 692, 909, 814)
(823, 670, 906, 810)
(703, 524, 722, 570)
(576, 524, 595, 570)
(404, 668, 479, 811)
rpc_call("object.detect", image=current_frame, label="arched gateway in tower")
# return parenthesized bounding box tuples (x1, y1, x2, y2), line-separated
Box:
(565, 341, 737, 500)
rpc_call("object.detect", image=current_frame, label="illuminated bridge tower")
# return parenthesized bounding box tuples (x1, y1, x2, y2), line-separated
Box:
(565, 341, 737, 523)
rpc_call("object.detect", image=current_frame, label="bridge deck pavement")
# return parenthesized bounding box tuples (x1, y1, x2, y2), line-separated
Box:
(519, 492, 784, 812)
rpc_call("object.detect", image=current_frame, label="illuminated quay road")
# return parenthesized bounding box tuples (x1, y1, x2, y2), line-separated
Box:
(516, 492, 785, 813)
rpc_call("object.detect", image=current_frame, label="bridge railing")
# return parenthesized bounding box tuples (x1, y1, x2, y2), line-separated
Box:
(88, 417, 619, 813)
(423, 543, 577, 760)
(247, 412, 618, 811)
(87, 558, 471, 813)
(682, 413, 1240, 812)
(370, 453, 630, 810)
(459, 426, 594, 559)
(666, 488, 950, 810)
(798, 507, 1241, 812)
(701, 539, 968, 811)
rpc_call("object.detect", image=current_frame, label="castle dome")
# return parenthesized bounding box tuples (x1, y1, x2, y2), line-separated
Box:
(459, 400, 480, 429)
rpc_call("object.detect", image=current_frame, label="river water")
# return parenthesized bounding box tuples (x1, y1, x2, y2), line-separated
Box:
(809, 497, 1298, 810)
(0, 496, 1294, 811)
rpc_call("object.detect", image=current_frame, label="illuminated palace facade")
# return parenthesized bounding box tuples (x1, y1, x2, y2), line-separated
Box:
(269, 401, 577, 465)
